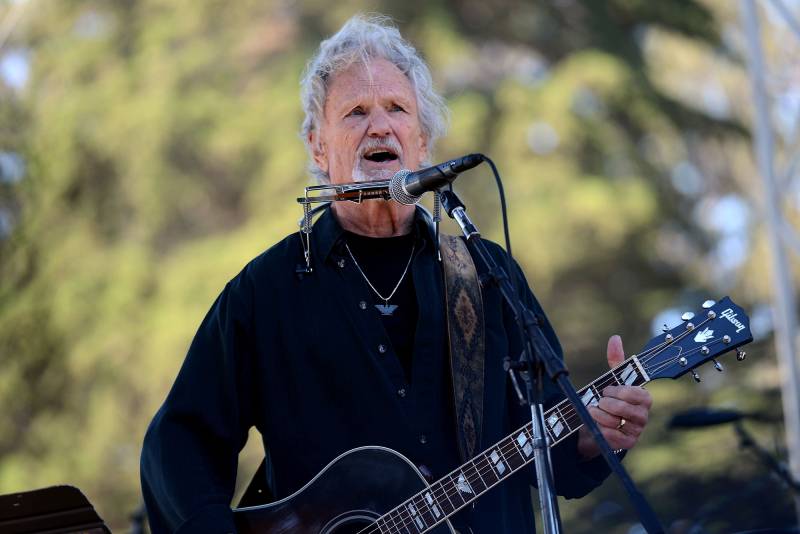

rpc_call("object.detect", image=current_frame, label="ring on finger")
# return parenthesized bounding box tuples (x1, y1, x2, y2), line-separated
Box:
(616, 417, 627, 430)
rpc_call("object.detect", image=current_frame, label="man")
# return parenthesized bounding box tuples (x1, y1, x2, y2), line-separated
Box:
(140, 14, 652, 533)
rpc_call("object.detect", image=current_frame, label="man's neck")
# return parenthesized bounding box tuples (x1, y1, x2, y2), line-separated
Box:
(332, 201, 415, 237)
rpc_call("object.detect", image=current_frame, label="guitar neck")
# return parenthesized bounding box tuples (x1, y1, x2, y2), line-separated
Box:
(374, 355, 651, 534)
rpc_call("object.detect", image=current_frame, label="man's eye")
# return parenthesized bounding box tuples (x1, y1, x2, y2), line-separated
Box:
(390, 104, 405, 112)
(347, 107, 365, 117)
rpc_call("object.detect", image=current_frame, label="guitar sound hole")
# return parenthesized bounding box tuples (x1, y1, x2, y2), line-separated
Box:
(324, 515, 376, 534)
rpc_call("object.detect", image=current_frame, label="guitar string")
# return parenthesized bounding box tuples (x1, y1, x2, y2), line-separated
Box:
(357, 428, 539, 534)
(374, 335, 731, 534)
(556, 331, 728, 430)
(558, 337, 731, 431)
(359, 425, 541, 534)
(363, 340, 690, 534)
(365, 347, 726, 534)
(364, 327, 727, 534)
(360, 315, 735, 534)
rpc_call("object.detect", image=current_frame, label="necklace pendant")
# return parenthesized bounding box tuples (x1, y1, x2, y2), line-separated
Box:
(375, 303, 399, 316)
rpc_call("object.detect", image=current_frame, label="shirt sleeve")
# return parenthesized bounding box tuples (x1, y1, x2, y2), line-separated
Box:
(140, 271, 256, 533)
(498, 247, 614, 499)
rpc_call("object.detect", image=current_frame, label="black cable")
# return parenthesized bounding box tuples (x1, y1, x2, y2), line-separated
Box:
(479, 155, 520, 300)
(481, 156, 512, 256)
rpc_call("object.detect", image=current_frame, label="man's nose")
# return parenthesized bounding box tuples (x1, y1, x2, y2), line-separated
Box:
(367, 108, 392, 137)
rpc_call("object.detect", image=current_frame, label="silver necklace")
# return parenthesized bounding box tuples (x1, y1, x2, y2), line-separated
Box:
(344, 241, 415, 316)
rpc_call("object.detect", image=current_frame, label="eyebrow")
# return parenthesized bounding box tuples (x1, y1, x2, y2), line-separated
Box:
(333, 91, 415, 114)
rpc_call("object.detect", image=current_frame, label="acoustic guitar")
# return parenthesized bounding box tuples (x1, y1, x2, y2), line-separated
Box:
(233, 297, 753, 534)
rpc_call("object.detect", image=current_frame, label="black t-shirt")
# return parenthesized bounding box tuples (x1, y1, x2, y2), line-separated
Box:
(344, 230, 418, 383)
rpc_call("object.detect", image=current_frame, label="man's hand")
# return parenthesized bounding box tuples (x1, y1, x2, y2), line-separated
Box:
(576, 335, 653, 460)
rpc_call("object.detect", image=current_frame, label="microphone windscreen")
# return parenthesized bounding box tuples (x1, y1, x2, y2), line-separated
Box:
(389, 169, 421, 205)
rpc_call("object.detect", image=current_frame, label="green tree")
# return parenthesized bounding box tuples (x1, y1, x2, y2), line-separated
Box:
(0, 1, 789, 530)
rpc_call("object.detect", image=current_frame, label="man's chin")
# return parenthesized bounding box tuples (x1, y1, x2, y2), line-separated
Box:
(352, 168, 396, 183)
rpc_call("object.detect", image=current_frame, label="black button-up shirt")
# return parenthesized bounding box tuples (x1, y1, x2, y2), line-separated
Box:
(141, 207, 612, 533)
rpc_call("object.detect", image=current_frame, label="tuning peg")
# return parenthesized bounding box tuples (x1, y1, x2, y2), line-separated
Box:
(713, 359, 724, 372)
(662, 323, 670, 333)
(736, 349, 747, 361)
(690, 370, 701, 382)
(681, 312, 695, 321)
(702, 299, 716, 309)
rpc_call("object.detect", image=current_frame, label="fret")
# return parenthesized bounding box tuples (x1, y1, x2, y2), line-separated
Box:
(579, 385, 600, 408)
(465, 459, 489, 494)
(500, 437, 526, 470)
(487, 448, 508, 480)
(472, 451, 500, 489)
(610, 368, 623, 385)
(422, 490, 444, 522)
(632, 355, 651, 382)
(375, 353, 665, 534)
(455, 470, 476, 500)
(545, 408, 567, 440)
(376, 516, 391, 534)
(618, 360, 642, 386)
(404, 499, 428, 533)
(432, 480, 457, 516)
(414, 494, 442, 526)
(555, 403, 574, 433)
(381, 511, 402, 534)
(413, 494, 436, 528)
(513, 429, 534, 459)
(446, 472, 470, 507)
(384, 509, 407, 534)
(556, 406, 575, 435)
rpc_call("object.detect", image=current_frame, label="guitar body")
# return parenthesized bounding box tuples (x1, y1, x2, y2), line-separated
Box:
(233, 446, 455, 534)
(233, 297, 753, 534)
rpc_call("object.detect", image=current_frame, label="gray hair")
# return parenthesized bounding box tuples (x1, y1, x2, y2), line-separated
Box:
(300, 14, 449, 183)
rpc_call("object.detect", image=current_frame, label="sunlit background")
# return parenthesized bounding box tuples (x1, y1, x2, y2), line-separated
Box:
(1, 1, 799, 532)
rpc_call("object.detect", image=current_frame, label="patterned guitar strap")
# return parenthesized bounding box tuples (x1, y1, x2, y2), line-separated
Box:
(439, 234, 486, 464)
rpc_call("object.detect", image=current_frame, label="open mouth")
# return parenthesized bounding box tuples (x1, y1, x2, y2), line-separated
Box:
(363, 149, 399, 163)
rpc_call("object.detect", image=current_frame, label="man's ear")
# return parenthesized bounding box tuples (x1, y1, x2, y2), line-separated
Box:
(308, 130, 328, 172)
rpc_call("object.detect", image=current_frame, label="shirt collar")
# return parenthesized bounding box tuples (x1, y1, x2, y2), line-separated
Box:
(311, 205, 437, 264)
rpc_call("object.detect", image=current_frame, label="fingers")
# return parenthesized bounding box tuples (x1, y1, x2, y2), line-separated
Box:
(587, 406, 641, 449)
(602, 385, 653, 409)
(596, 423, 639, 450)
(607, 334, 625, 368)
(596, 396, 650, 428)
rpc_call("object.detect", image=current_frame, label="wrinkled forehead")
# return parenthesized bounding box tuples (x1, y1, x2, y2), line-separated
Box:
(324, 57, 417, 112)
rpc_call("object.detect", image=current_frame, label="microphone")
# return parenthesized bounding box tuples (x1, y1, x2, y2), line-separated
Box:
(389, 153, 484, 205)
(668, 407, 777, 429)
(669, 408, 746, 428)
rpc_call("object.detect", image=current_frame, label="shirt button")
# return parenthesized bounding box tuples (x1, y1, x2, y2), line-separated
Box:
(359, 301, 367, 310)
(397, 388, 406, 398)
(378, 344, 387, 354)
(337, 258, 346, 268)
(419, 434, 427, 444)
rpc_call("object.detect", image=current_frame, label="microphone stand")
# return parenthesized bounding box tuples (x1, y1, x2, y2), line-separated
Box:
(438, 189, 664, 534)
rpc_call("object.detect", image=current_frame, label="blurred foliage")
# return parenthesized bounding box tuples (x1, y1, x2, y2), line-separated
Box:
(0, 0, 795, 531)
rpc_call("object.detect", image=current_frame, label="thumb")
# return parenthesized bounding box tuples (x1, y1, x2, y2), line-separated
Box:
(607, 334, 625, 369)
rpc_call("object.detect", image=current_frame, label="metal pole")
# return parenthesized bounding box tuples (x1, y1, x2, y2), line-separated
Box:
(741, 0, 800, 524)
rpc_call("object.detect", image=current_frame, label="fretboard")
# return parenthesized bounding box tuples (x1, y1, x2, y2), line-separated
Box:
(372, 355, 651, 534)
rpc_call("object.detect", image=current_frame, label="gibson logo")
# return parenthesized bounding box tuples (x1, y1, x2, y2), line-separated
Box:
(721, 308, 746, 333)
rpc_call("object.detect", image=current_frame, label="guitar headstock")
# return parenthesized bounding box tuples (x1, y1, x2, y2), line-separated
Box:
(637, 297, 753, 382)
